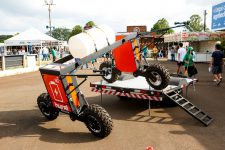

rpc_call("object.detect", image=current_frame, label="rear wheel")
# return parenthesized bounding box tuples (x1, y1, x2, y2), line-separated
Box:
(82, 104, 113, 138)
(146, 63, 170, 90)
(99, 61, 119, 83)
(37, 93, 59, 120)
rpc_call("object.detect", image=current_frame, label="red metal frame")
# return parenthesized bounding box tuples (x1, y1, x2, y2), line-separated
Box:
(113, 35, 140, 73)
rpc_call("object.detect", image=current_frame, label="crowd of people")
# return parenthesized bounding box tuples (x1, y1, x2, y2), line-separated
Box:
(39, 47, 58, 62)
(139, 42, 224, 86)
(172, 42, 224, 86)
(4, 46, 66, 63)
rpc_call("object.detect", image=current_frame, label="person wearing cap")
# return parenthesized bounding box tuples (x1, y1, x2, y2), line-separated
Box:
(183, 46, 197, 77)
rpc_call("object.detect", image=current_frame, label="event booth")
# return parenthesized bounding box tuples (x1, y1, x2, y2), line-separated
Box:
(164, 32, 225, 62)
(4, 27, 59, 53)
(0, 28, 59, 70)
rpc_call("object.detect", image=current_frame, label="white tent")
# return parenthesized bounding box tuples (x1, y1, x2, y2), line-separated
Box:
(4, 27, 58, 46)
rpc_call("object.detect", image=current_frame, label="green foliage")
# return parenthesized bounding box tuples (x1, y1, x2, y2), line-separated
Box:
(0, 35, 13, 43)
(186, 14, 204, 32)
(220, 41, 225, 54)
(69, 25, 83, 38)
(85, 21, 96, 27)
(51, 27, 71, 41)
(68, 21, 96, 39)
(151, 18, 174, 34)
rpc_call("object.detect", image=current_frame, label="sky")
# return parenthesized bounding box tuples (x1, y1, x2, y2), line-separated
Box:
(0, 0, 223, 35)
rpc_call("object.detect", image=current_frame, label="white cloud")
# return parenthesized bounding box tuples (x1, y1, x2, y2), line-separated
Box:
(0, 0, 219, 34)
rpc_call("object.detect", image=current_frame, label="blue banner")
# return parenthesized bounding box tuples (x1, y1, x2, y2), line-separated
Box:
(212, 2, 225, 30)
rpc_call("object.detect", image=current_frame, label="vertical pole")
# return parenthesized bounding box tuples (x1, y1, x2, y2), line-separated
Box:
(45, 1, 55, 38)
(4, 46, 6, 55)
(23, 54, 26, 68)
(2, 56, 5, 71)
(148, 85, 151, 116)
(203, 10, 207, 32)
(100, 80, 103, 105)
(39, 41, 42, 66)
(27, 45, 29, 54)
(48, 4, 52, 37)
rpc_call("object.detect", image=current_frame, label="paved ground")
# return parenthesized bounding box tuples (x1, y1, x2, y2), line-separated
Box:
(0, 61, 225, 150)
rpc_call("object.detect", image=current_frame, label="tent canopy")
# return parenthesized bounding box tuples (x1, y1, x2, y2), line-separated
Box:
(4, 27, 58, 46)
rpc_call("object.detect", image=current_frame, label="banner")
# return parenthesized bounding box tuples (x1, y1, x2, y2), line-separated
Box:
(212, 2, 225, 30)
(164, 32, 225, 42)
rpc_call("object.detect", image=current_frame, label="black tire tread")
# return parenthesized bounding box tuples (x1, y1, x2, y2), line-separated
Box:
(146, 63, 170, 90)
(83, 104, 113, 138)
(37, 93, 59, 120)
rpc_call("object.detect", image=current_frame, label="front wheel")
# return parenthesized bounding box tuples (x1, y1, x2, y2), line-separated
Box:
(99, 61, 119, 83)
(145, 63, 170, 90)
(82, 104, 113, 138)
(37, 93, 59, 120)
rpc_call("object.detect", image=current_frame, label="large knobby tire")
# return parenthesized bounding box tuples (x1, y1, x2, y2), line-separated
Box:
(37, 93, 59, 120)
(83, 104, 113, 138)
(99, 61, 119, 83)
(146, 63, 170, 90)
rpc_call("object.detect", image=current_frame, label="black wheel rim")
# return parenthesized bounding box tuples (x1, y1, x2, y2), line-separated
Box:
(86, 115, 101, 133)
(102, 67, 112, 80)
(39, 102, 51, 117)
(148, 71, 162, 86)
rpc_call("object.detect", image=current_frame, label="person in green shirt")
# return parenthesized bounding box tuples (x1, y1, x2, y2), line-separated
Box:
(51, 47, 57, 62)
(183, 46, 197, 77)
(141, 45, 148, 58)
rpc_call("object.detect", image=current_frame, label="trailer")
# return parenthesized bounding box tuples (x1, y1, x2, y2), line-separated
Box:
(90, 74, 214, 126)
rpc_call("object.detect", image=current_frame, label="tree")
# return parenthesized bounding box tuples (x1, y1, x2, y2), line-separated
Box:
(85, 21, 96, 27)
(68, 21, 96, 38)
(151, 18, 174, 34)
(186, 14, 204, 32)
(0, 35, 13, 43)
(69, 25, 83, 38)
(50, 27, 71, 41)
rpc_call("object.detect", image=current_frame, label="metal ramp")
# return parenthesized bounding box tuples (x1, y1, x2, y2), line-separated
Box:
(163, 89, 214, 126)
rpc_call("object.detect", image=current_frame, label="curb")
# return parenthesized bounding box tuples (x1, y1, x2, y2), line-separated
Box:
(0, 67, 40, 78)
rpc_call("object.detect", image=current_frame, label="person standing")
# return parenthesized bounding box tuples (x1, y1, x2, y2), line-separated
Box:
(152, 46, 158, 61)
(170, 46, 176, 61)
(51, 47, 57, 62)
(183, 46, 197, 77)
(210, 44, 224, 86)
(142, 44, 148, 58)
(42, 47, 49, 61)
(177, 43, 186, 74)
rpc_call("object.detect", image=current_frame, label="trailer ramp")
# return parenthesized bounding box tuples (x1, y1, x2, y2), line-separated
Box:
(163, 89, 213, 126)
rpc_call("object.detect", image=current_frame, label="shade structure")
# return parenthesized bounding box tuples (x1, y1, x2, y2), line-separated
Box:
(4, 27, 58, 46)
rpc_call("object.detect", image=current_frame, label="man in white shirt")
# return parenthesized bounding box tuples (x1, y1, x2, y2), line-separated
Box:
(177, 43, 186, 74)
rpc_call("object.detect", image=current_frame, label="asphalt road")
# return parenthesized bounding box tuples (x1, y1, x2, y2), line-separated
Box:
(0, 61, 225, 150)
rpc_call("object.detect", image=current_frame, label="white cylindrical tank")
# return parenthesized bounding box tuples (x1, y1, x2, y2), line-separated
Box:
(69, 25, 115, 58)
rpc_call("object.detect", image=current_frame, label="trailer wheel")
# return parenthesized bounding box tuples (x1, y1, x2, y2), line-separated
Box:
(82, 104, 113, 138)
(146, 63, 170, 90)
(99, 61, 119, 83)
(37, 93, 59, 120)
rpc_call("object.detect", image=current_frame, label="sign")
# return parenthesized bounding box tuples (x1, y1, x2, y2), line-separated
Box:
(127, 26, 147, 32)
(43, 74, 72, 112)
(164, 31, 225, 42)
(212, 2, 225, 30)
(181, 32, 188, 38)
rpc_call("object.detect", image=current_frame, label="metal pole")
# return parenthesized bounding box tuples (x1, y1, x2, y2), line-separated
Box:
(100, 80, 103, 105)
(45, 0, 55, 37)
(48, 4, 52, 36)
(148, 85, 151, 116)
(203, 10, 207, 32)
